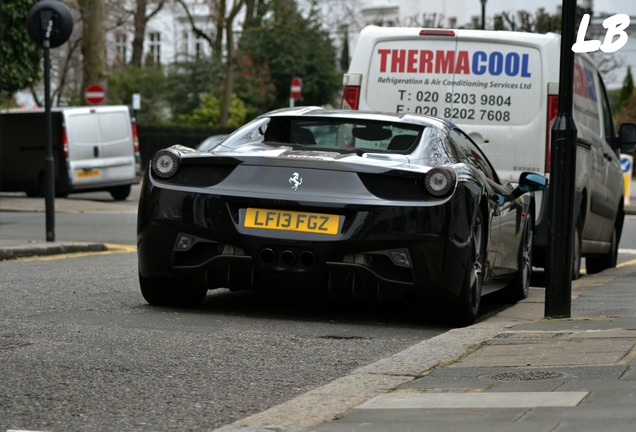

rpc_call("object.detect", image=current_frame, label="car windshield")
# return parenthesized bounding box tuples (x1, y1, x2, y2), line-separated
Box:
(262, 117, 424, 153)
(213, 115, 426, 154)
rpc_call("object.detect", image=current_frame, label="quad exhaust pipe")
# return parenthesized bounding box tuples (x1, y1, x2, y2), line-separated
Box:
(258, 247, 316, 268)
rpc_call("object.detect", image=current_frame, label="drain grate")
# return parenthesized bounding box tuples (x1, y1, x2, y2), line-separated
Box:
(479, 371, 566, 382)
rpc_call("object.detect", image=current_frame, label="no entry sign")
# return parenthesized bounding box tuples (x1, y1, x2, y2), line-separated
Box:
(290, 77, 302, 101)
(84, 84, 106, 105)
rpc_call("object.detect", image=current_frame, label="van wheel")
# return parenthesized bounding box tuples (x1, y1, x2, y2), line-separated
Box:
(586, 225, 618, 274)
(110, 185, 131, 201)
(139, 273, 207, 307)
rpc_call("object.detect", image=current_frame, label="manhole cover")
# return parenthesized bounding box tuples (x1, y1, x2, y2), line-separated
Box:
(479, 371, 566, 382)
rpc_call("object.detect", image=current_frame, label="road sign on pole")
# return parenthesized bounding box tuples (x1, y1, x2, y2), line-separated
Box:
(622, 154, 633, 205)
(85, 84, 106, 105)
(290, 77, 302, 107)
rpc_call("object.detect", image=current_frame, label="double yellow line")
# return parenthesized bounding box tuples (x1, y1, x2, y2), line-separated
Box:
(617, 257, 636, 268)
(17, 243, 136, 262)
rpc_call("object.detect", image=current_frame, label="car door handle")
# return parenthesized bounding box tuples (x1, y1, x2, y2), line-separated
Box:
(94, 146, 99, 157)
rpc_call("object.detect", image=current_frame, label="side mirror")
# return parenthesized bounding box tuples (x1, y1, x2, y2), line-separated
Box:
(504, 172, 548, 202)
(619, 123, 636, 153)
(518, 172, 548, 193)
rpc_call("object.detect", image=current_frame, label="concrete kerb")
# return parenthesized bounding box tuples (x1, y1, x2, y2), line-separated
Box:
(213, 324, 508, 432)
(0, 241, 108, 261)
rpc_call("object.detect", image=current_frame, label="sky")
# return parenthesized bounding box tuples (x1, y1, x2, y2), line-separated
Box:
(480, 0, 636, 17)
(445, 0, 636, 88)
(390, 0, 636, 24)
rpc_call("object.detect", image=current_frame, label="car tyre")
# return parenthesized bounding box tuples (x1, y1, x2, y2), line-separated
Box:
(453, 211, 485, 326)
(110, 185, 131, 201)
(139, 273, 207, 307)
(506, 214, 534, 302)
(585, 225, 618, 274)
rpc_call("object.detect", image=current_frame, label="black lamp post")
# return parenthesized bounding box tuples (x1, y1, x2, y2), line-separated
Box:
(26, 0, 73, 242)
(545, 0, 578, 318)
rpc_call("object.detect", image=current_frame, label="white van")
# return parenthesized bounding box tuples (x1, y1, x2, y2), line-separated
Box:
(0, 105, 141, 200)
(342, 26, 635, 275)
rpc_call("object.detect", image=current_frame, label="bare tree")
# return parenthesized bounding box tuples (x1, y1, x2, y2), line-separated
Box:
(77, 0, 108, 95)
(131, 0, 166, 66)
(175, 0, 246, 125)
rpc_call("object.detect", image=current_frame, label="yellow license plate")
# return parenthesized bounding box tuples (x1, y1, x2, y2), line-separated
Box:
(244, 208, 341, 235)
(76, 169, 100, 178)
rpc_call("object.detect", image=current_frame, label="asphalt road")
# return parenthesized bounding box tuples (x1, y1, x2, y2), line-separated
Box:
(1, 246, 457, 431)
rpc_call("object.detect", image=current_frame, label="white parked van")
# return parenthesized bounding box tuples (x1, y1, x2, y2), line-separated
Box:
(342, 26, 635, 276)
(0, 105, 141, 200)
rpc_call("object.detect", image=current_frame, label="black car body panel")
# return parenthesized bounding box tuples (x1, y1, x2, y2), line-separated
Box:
(138, 107, 545, 321)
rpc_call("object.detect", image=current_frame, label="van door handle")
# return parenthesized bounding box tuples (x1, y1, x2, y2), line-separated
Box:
(94, 146, 99, 158)
(603, 152, 613, 161)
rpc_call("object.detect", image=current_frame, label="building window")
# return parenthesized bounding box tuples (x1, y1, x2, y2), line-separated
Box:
(195, 36, 204, 58)
(181, 31, 190, 57)
(149, 31, 161, 65)
(115, 33, 127, 65)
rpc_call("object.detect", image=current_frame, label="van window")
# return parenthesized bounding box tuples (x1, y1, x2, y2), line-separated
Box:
(66, 114, 100, 144)
(597, 76, 616, 147)
(367, 40, 542, 126)
(572, 56, 601, 137)
(100, 112, 131, 142)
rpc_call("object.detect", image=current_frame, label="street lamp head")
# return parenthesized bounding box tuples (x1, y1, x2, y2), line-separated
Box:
(27, 0, 73, 49)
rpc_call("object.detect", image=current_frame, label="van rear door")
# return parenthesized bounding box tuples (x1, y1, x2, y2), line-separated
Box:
(64, 109, 105, 186)
(96, 108, 136, 182)
(362, 28, 546, 184)
(64, 107, 135, 188)
(365, 29, 459, 118)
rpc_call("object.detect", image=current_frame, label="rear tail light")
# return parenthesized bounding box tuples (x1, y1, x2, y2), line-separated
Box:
(341, 86, 360, 110)
(131, 121, 140, 153)
(61, 128, 69, 158)
(545, 95, 559, 173)
(151, 149, 181, 179)
(424, 167, 456, 197)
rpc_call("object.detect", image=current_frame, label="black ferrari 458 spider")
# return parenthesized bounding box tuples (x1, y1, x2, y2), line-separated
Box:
(138, 107, 547, 324)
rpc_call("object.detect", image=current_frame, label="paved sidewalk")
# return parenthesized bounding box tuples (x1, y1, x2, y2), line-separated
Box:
(214, 264, 636, 432)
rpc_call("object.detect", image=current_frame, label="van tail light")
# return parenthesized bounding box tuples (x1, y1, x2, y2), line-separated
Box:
(61, 128, 69, 158)
(131, 120, 142, 180)
(545, 94, 559, 173)
(341, 86, 360, 110)
(131, 122, 140, 154)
